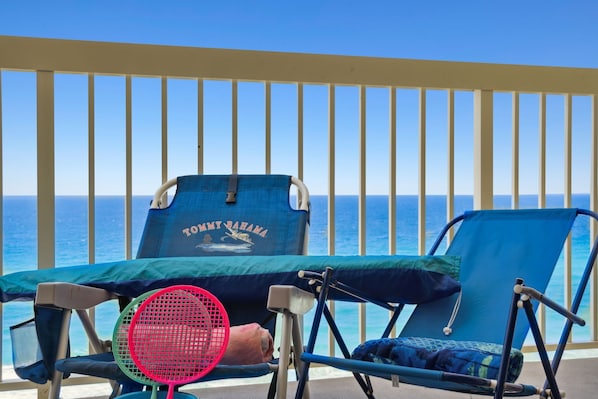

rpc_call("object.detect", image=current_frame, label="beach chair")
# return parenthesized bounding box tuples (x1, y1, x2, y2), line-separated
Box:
(33, 174, 311, 399)
(294, 208, 598, 399)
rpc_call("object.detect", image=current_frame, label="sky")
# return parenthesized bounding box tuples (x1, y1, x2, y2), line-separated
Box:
(2, 1, 597, 66)
(1, 1, 598, 196)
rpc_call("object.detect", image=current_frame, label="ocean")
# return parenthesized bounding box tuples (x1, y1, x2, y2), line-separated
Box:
(1, 194, 594, 365)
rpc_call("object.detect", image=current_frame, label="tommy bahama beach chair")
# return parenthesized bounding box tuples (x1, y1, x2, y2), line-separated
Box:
(34, 174, 311, 399)
(294, 208, 598, 399)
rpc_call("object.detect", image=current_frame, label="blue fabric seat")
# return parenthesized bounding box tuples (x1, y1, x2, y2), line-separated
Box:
(352, 337, 524, 383)
(295, 208, 598, 399)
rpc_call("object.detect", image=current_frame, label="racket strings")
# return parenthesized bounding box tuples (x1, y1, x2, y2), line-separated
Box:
(129, 286, 229, 385)
(113, 290, 157, 385)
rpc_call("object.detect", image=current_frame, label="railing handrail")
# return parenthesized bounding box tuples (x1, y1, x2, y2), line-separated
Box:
(1, 35, 598, 94)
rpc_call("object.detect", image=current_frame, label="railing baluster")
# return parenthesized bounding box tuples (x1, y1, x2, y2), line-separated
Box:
(536, 93, 548, 337)
(328, 83, 336, 256)
(359, 85, 366, 256)
(511, 92, 520, 209)
(564, 94, 573, 338)
(197, 79, 204, 174)
(473, 89, 494, 210)
(37, 71, 56, 270)
(87, 74, 98, 354)
(297, 83, 304, 181)
(232, 80, 238, 174)
(418, 88, 426, 255)
(265, 81, 271, 174)
(161, 77, 168, 182)
(538, 93, 547, 209)
(125, 76, 133, 260)
(327, 83, 337, 357)
(358, 85, 367, 343)
(0, 64, 4, 384)
(592, 94, 598, 342)
(87, 74, 96, 264)
(389, 87, 397, 255)
(447, 89, 455, 239)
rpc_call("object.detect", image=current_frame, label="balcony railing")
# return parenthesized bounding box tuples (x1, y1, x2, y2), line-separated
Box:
(1, 35, 598, 397)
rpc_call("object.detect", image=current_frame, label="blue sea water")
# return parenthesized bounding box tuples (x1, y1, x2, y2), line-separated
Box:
(1, 194, 594, 365)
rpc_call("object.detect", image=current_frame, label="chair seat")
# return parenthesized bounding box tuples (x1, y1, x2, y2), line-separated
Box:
(56, 352, 277, 382)
(56, 353, 126, 381)
(351, 337, 524, 382)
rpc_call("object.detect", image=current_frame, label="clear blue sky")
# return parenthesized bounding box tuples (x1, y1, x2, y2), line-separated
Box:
(2, 1, 597, 66)
(1, 1, 597, 195)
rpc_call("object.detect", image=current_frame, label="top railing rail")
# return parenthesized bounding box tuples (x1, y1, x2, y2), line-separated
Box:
(2, 35, 598, 94)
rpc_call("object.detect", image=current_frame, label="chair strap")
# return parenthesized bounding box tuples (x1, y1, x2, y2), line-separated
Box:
(226, 174, 238, 204)
(443, 290, 462, 336)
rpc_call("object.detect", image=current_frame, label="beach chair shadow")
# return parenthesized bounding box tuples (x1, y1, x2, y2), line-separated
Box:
(36, 174, 311, 399)
(294, 208, 598, 399)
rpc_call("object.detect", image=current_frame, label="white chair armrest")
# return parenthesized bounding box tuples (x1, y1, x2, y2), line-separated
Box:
(267, 285, 314, 315)
(35, 282, 117, 310)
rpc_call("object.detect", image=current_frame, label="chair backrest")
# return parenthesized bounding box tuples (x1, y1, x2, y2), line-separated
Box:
(399, 208, 578, 348)
(134, 174, 310, 333)
(136, 174, 309, 258)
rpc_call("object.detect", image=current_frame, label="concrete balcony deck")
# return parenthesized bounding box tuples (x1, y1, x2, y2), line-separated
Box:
(190, 356, 596, 399)
(0, 348, 595, 399)
(41, 352, 594, 399)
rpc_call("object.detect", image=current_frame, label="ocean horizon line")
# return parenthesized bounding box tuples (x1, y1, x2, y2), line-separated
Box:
(2, 193, 593, 198)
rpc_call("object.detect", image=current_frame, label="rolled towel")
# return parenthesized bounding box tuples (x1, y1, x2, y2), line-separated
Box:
(219, 322, 274, 365)
(124, 322, 275, 366)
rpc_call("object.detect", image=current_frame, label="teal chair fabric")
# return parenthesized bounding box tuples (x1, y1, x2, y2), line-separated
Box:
(53, 175, 309, 398)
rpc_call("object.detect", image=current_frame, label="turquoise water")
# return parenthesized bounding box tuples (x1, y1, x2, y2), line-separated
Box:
(1, 194, 594, 364)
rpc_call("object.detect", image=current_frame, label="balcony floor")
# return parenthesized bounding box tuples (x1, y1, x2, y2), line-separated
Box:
(75, 355, 595, 399)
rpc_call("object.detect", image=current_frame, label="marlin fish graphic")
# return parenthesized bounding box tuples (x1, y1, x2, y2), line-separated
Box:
(222, 224, 255, 245)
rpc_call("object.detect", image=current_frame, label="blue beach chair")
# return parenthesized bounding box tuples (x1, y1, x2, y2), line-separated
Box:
(294, 208, 598, 399)
(34, 174, 311, 399)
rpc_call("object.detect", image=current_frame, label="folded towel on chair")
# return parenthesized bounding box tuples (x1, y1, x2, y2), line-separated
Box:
(351, 337, 523, 382)
(128, 322, 274, 366)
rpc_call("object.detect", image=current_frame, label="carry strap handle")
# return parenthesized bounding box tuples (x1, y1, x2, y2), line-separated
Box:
(226, 174, 238, 204)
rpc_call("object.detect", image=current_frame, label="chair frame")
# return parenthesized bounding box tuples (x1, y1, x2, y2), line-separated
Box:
(293, 208, 598, 399)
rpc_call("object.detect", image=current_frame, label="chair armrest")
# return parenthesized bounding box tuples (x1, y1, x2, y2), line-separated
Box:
(267, 285, 314, 315)
(515, 284, 585, 326)
(35, 282, 117, 310)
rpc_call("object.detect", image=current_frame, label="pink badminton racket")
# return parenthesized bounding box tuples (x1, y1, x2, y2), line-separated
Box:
(128, 285, 230, 399)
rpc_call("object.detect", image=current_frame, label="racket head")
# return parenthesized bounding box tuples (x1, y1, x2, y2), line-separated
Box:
(112, 289, 160, 387)
(128, 285, 230, 386)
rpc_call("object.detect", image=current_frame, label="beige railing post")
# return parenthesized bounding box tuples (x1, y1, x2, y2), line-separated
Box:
(591, 94, 598, 341)
(418, 88, 427, 255)
(473, 89, 494, 210)
(37, 70, 56, 269)
(0, 63, 3, 384)
(36, 70, 55, 399)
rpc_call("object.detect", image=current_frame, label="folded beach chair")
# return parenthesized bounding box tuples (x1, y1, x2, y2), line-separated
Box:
(294, 208, 598, 399)
(33, 174, 311, 399)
